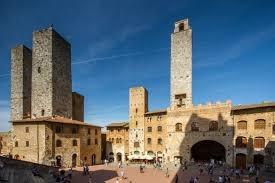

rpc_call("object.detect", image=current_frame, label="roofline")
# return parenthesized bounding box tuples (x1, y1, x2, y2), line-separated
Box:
(232, 102, 275, 111)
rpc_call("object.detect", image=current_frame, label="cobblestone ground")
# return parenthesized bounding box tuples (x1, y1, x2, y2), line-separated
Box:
(66, 163, 272, 183)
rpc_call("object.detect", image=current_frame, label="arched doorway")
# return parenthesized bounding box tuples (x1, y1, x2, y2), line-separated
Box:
(116, 152, 122, 162)
(191, 140, 225, 162)
(254, 154, 264, 165)
(72, 154, 77, 167)
(236, 153, 246, 169)
(56, 155, 62, 167)
(91, 154, 96, 165)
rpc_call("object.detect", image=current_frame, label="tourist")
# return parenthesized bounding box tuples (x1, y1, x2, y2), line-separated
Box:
(209, 178, 215, 183)
(218, 176, 223, 183)
(88, 175, 92, 183)
(85, 165, 89, 175)
(255, 176, 259, 183)
(120, 170, 124, 179)
(235, 169, 240, 179)
(175, 174, 178, 183)
(165, 167, 169, 177)
(68, 167, 72, 179)
(189, 177, 194, 183)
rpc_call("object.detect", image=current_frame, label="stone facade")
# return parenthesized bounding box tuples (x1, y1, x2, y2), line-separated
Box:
(170, 19, 192, 109)
(32, 27, 72, 119)
(72, 92, 84, 122)
(0, 132, 12, 155)
(10, 45, 32, 120)
(106, 122, 129, 162)
(8, 27, 102, 168)
(11, 119, 101, 167)
(106, 18, 275, 168)
(232, 105, 275, 168)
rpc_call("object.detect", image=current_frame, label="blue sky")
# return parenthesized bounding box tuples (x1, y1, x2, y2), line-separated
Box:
(1, 0, 275, 131)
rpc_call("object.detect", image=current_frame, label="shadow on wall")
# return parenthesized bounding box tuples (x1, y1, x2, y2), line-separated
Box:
(171, 112, 234, 182)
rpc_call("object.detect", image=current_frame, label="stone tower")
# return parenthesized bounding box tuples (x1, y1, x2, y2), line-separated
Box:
(10, 45, 32, 120)
(170, 19, 192, 108)
(32, 27, 72, 118)
(129, 87, 148, 155)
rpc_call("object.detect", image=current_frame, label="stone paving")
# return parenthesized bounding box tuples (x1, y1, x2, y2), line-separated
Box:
(64, 163, 274, 183)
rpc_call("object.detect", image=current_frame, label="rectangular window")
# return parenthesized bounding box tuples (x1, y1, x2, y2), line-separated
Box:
(25, 127, 29, 133)
(147, 127, 152, 132)
(72, 127, 78, 134)
(273, 124, 275, 135)
(95, 129, 98, 135)
(95, 138, 98, 145)
(87, 139, 91, 145)
(88, 129, 90, 134)
(26, 141, 29, 147)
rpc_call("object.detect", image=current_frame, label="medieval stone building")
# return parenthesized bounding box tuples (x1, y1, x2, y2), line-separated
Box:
(106, 19, 275, 168)
(9, 27, 102, 167)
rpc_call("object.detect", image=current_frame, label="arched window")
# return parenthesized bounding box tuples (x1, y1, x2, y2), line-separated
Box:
(254, 119, 266, 129)
(157, 126, 162, 132)
(111, 138, 114, 143)
(72, 139, 77, 146)
(134, 142, 140, 147)
(254, 137, 265, 148)
(95, 138, 98, 145)
(134, 151, 140, 155)
(157, 138, 162, 145)
(191, 122, 199, 131)
(147, 127, 152, 132)
(15, 141, 18, 147)
(175, 123, 182, 132)
(147, 138, 151, 144)
(237, 121, 247, 130)
(209, 121, 218, 131)
(116, 138, 119, 143)
(235, 136, 247, 148)
(41, 109, 45, 116)
(56, 140, 62, 147)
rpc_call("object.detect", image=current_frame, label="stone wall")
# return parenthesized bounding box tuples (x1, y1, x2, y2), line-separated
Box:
(32, 27, 72, 119)
(72, 92, 84, 122)
(166, 102, 233, 165)
(11, 45, 32, 120)
(12, 122, 46, 164)
(144, 112, 167, 158)
(106, 126, 129, 162)
(0, 132, 12, 155)
(170, 19, 192, 109)
(232, 106, 275, 167)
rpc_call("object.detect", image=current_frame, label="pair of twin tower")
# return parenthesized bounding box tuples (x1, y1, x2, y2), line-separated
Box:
(11, 27, 83, 122)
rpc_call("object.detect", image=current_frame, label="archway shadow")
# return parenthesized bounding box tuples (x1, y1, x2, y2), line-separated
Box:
(169, 109, 234, 183)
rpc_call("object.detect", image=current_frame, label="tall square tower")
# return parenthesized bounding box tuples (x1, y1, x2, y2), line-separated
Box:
(31, 27, 72, 118)
(10, 45, 32, 120)
(170, 19, 192, 108)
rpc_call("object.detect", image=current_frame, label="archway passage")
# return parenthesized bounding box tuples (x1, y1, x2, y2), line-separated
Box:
(72, 154, 77, 167)
(254, 154, 264, 165)
(191, 140, 226, 162)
